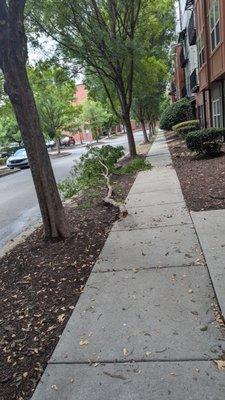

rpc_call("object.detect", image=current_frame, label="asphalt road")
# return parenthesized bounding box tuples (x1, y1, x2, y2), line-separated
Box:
(0, 131, 144, 249)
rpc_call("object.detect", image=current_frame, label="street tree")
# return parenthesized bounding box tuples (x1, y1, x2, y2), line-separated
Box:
(29, 0, 144, 156)
(132, 57, 168, 141)
(0, 0, 69, 239)
(81, 100, 110, 142)
(30, 61, 77, 153)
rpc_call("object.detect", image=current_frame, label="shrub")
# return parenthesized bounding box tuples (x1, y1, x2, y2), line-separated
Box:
(176, 125, 200, 138)
(173, 120, 200, 132)
(160, 98, 193, 131)
(186, 128, 224, 156)
(0, 157, 6, 165)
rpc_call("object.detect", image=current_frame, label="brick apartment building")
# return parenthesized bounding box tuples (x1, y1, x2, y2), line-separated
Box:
(173, 0, 225, 128)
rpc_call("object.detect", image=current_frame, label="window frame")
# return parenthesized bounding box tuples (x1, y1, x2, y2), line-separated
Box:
(212, 90, 222, 128)
(209, 0, 221, 52)
(197, 32, 205, 68)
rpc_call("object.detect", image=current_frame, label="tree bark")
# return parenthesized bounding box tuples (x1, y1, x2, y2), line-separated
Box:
(148, 122, 152, 138)
(123, 112, 137, 157)
(141, 120, 149, 143)
(55, 138, 61, 154)
(0, 1, 69, 239)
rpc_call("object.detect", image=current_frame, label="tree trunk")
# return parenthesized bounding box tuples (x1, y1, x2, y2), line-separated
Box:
(148, 122, 152, 138)
(123, 113, 137, 156)
(117, 83, 137, 156)
(4, 67, 69, 239)
(153, 121, 156, 134)
(0, 3, 69, 239)
(141, 120, 149, 143)
(80, 133, 83, 144)
(55, 138, 61, 154)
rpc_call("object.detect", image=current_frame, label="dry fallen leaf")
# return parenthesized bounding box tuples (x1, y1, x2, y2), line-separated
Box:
(51, 384, 58, 391)
(79, 339, 89, 346)
(214, 360, 225, 371)
(123, 348, 129, 356)
(57, 314, 66, 323)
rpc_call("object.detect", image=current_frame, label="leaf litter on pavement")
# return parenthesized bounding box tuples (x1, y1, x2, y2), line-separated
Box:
(0, 167, 137, 400)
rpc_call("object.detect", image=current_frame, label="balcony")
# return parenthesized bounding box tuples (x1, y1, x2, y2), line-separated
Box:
(190, 69, 199, 93)
(188, 11, 196, 45)
(178, 28, 186, 43)
(180, 47, 188, 68)
(185, 0, 194, 10)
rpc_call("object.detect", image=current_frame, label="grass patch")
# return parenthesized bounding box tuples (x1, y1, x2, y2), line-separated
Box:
(118, 157, 151, 174)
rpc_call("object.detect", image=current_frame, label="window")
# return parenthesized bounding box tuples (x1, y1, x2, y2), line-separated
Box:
(209, 0, 220, 51)
(211, 84, 223, 128)
(197, 32, 205, 68)
(212, 99, 222, 127)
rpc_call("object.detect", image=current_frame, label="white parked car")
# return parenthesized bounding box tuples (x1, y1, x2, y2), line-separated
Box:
(6, 148, 29, 169)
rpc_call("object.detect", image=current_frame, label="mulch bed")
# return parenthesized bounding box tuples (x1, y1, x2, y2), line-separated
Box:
(166, 131, 225, 211)
(0, 143, 151, 400)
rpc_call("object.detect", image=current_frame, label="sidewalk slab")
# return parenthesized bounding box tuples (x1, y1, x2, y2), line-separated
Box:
(32, 132, 225, 400)
(94, 225, 201, 271)
(191, 209, 225, 317)
(147, 153, 172, 167)
(128, 181, 179, 195)
(133, 167, 178, 184)
(126, 190, 184, 208)
(128, 173, 181, 195)
(32, 361, 225, 400)
(112, 203, 191, 231)
(50, 267, 224, 364)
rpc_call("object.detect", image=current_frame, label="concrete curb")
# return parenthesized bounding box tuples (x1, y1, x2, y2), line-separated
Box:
(0, 196, 75, 259)
(0, 168, 20, 178)
(0, 219, 42, 259)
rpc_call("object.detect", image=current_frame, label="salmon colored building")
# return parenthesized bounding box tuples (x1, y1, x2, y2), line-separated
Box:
(71, 84, 92, 143)
(73, 83, 88, 105)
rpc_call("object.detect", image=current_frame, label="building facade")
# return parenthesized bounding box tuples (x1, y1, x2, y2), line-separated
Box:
(173, 0, 199, 111)
(173, 0, 225, 128)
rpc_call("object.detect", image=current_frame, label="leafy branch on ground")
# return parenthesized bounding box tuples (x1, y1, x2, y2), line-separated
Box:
(58, 145, 151, 213)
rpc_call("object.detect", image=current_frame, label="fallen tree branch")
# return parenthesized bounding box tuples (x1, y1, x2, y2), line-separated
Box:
(99, 159, 128, 218)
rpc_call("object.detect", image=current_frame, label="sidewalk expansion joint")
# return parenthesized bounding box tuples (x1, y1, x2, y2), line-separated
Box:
(146, 153, 170, 157)
(126, 201, 185, 208)
(113, 222, 192, 233)
(91, 263, 206, 274)
(48, 357, 216, 366)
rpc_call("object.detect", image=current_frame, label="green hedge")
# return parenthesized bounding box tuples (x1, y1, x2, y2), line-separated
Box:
(173, 120, 200, 132)
(186, 128, 224, 156)
(160, 99, 193, 131)
(0, 157, 6, 165)
(176, 125, 200, 138)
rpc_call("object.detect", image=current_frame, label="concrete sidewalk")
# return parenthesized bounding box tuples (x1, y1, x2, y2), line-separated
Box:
(32, 132, 225, 399)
